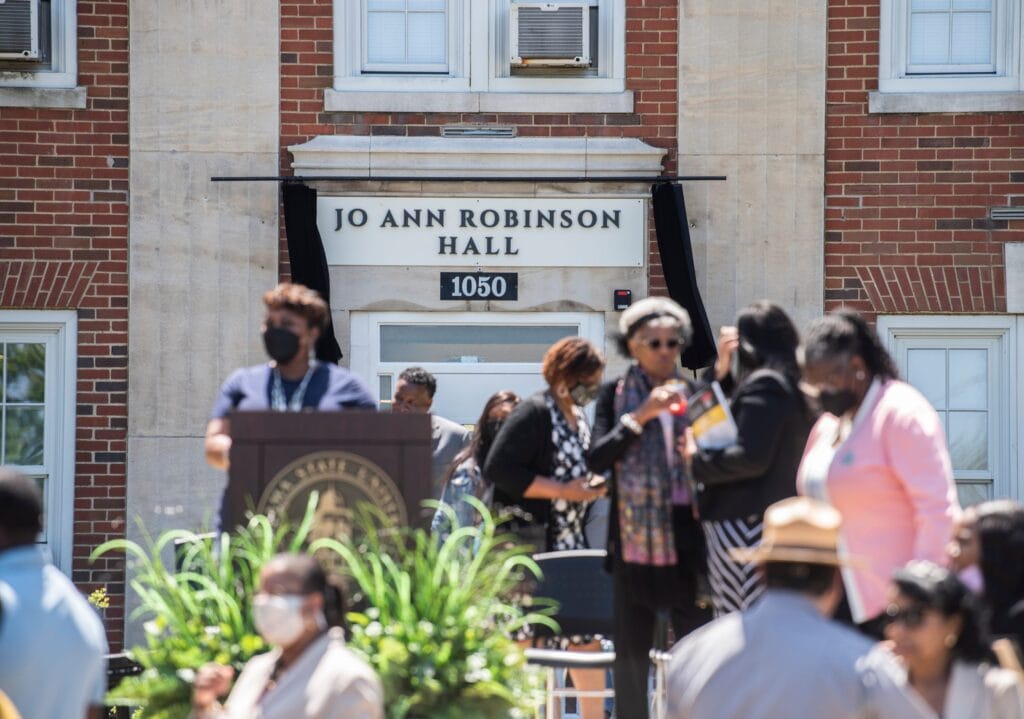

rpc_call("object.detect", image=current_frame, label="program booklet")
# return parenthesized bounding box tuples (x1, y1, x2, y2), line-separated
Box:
(685, 381, 738, 450)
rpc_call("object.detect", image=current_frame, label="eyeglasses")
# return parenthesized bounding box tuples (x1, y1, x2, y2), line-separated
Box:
(639, 337, 682, 351)
(884, 603, 927, 629)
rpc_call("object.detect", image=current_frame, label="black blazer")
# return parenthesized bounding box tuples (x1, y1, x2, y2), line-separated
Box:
(690, 369, 814, 522)
(483, 392, 556, 528)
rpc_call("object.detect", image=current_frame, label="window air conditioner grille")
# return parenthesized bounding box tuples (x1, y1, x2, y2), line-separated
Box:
(0, 0, 39, 60)
(517, 6, 584, 58)
(511, 3, 591, 67)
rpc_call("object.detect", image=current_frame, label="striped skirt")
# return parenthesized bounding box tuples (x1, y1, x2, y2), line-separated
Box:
(702, 517, 764, 617)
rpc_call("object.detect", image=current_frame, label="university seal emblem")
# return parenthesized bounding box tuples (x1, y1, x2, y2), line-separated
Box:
(257, 451, 406, 543)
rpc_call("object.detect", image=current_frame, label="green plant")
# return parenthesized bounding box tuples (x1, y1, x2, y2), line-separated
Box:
(94, 495, 552, 719)
(91, 497, 318, 719)
(311, 499, 554, 719)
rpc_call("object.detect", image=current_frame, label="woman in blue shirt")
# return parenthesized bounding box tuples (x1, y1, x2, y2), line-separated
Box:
(204, 282, 375, 471)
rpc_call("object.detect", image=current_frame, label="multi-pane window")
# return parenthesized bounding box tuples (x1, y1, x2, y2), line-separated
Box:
(364, 0, 449, 73)
(0, 311, 76, 570)
(330, 0, 626, 100)
(876, 0, 1021, 98)
(908, 0, 994, 73)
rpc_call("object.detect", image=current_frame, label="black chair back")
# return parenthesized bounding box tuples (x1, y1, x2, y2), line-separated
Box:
(528, 549, 613, 639)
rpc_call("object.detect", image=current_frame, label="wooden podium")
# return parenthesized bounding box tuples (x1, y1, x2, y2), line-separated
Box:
(223, 411, 433, 534)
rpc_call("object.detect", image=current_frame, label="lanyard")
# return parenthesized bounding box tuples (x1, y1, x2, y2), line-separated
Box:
(270, 364, 315, 411)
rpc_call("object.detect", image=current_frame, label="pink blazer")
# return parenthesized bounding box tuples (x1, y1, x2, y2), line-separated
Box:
(797, 379, 961, 622)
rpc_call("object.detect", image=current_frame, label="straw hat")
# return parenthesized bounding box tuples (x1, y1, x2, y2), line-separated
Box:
(730, 497, 857, 567)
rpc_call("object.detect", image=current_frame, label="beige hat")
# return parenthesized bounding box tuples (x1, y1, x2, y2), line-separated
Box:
(730, 497, 857, 567)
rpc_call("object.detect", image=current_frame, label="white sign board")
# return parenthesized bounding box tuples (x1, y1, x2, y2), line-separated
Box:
(317, 197, 644, 267)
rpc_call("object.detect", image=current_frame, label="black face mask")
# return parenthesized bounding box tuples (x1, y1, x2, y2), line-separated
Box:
(263, 326, 301, 364)
(818, 388, 858, 417)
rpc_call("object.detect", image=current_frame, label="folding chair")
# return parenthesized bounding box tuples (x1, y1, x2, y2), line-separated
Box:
(522, 549, 616, 717)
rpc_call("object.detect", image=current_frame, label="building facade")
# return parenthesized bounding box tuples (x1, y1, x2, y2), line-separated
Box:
(824, 0, 1024, 505)
(1, 0, 130, 647)
(0, 0, 1020, 646)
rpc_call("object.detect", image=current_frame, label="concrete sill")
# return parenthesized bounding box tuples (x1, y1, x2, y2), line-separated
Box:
(868, 90, 1024, 114)
(324, 89, 634, 115)
(0, 86, 87, 109)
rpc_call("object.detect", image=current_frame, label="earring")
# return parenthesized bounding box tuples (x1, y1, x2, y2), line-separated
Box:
(944, 634, 958, 648)
(855, 371, 866, 381)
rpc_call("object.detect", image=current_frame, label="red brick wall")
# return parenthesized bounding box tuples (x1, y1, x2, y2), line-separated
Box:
(825, 0, 1024, 320)
(0, 3, 129, 649)
(278, 0, 679, 292)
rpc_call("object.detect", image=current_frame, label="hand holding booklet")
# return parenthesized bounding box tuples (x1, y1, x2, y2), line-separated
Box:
(684, 381, 738, 450)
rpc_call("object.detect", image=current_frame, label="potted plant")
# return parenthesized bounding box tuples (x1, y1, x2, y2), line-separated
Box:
(91, 504, 319, 718)
(312, 501, 551, 719)
(95, 497, 551, 719)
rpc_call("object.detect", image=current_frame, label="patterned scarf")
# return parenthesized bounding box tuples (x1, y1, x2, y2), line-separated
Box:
(612, 365, 687, 566)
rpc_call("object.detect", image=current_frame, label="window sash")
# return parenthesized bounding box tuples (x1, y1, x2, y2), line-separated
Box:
(906, 4, 996, 74)
(361, 1, 452, 74)
(0, 312, 76, 570)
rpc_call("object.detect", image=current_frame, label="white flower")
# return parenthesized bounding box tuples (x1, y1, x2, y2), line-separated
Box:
(418, 621, 435, 636)
(467, 653, 487, 672)
(365, 621, 383, 638)
(143, 621, 162, 636)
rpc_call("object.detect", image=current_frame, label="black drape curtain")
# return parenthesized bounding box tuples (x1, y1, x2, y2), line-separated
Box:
(651, 182, 717, 370)
(282, 182, 343, 363)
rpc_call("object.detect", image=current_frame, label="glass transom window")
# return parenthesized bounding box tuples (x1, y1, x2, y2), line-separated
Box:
(380, 324, 576, 363)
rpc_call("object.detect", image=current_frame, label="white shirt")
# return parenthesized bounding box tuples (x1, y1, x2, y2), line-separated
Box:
(211, 628, 384, 719)
(0, 546, 108, 719)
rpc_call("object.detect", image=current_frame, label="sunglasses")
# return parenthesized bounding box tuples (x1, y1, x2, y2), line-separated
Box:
(884, 603, 927, 629)
(639, 337, 682, 351)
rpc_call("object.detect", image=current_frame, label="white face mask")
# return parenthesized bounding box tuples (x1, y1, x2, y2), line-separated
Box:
(253, 593, 309, 648)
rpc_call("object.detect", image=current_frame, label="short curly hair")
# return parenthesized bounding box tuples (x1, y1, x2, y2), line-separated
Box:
(263, 283, 329, 330)
(541, 337, 604, 388)
(399, 366, 437, 398)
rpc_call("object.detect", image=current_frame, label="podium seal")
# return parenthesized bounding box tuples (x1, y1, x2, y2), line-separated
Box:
(258, 451, 406, 542)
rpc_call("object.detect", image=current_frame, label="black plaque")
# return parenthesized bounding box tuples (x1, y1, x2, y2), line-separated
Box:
(440, 272, 519, 301)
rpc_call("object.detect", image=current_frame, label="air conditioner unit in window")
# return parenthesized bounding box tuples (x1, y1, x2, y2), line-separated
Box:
(0, 0, 39, 60)
(511, 2, 591, 68)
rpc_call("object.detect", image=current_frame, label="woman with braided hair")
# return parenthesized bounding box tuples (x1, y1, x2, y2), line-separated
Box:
(798, 310, 961, 637)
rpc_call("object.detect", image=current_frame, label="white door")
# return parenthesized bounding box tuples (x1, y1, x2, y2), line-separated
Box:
(350, 312, 606, 426)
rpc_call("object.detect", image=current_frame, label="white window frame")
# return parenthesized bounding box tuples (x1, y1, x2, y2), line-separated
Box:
(0, 310, 77, 573)
(0, 0, 78, 89)
(876, 314, 1019, 503)
(877, 0, 1022, 96)
(330, 0, 627, 108)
